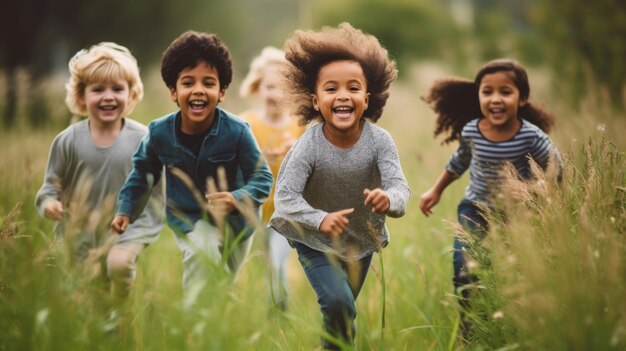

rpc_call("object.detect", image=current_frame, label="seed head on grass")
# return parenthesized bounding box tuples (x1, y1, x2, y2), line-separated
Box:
(0, 203, 26, 243)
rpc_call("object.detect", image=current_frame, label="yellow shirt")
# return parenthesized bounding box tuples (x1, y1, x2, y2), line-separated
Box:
(241, 110, 305, 222)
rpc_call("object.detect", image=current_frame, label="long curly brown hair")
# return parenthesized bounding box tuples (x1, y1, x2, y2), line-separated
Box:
(280, 22, 397, 124)
(422, 59, 555, 144)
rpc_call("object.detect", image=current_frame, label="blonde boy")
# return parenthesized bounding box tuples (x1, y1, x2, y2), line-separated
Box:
(35, 42, 163, 297)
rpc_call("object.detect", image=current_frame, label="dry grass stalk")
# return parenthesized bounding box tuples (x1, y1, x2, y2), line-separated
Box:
(0, 202, 26, 243)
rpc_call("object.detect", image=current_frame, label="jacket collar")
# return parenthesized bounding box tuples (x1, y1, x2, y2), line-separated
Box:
(171, 107, 224, 144)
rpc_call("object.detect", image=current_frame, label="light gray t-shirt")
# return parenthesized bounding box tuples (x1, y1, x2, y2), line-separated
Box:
(35, 118, 163, 251)
(269, 121, 410, 260)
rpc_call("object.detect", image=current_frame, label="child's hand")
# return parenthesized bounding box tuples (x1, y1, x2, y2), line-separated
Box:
(320, 208, 354, 237)
(206, 192, 236, 217)
(364, 188, 390, 214)
(419, 189, 441, 217)
(43, 200, 64, 220)
(111, 215, 130, 234)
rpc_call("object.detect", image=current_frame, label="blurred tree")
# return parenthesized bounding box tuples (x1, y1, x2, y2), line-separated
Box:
(534, 0, 626, 110)
(0, 0, 175, 128)
(311, 0, 462, 76)
(0, 0, 304, 127)
(471, 0, 545, 65)
(0, 0, 47, 127)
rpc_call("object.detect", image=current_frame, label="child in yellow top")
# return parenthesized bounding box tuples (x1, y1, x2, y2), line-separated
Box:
(239, 46, 305, 310)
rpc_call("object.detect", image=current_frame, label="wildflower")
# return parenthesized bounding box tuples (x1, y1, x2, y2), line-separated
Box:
(492, 311, 504, 321)
(596, 123, 606, 132)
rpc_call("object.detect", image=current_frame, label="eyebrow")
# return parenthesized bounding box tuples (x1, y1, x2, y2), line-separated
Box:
(321, 78, 364, 85)
(180, 74, 218, 80)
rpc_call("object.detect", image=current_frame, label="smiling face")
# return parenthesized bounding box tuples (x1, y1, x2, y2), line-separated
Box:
(82, 78, 130, 127)
(170, 61, 225, 134)
(258, 76, 282, 118)
(312, 60, 369, 135)
(478, 71, 526, 130)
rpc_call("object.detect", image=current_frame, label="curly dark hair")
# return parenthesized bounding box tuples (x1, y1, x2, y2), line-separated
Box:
(161, 31, 233, 90)
(422, 59, 555, 144)
(280, 22, 397, 124)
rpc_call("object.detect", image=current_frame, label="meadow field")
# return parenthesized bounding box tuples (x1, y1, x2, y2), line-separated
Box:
(0, 64, 624, 350)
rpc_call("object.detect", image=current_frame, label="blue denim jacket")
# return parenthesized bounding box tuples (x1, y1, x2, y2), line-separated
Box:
(116, 108, 273, 238)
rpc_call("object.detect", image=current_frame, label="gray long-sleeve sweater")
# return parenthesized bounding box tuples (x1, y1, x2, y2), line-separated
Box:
(35, 119, 163, 251)
(269, 121, 410, 260)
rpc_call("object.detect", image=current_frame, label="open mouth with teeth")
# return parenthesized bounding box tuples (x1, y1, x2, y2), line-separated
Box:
(189, 100, 208, 111)
(99, 105, 118, 111)
(333, 106, 354, 119)
(489, 107, 506, 117)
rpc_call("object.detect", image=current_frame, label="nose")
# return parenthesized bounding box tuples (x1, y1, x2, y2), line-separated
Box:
(491, 92, 504, 103)
(102, 88, 114, 100)
(191, 82, 205, 95)
(337, 88, 349, 101)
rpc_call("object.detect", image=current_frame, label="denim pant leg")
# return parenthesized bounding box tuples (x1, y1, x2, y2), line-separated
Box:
(295, 242, 373, 350)
(454, 199, 489, 299)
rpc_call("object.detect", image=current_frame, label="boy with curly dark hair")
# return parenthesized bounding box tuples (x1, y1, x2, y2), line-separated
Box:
(112, 31, 273, 292)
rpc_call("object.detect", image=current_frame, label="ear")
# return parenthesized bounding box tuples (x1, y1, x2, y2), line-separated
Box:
(218, 89, 226, 103)
(519, 98, 528, 108)
(169, 87, 178, 103)
(365, 92, 370, 110)
(77, 93, 86, 110)
(311, 94, 319, 111)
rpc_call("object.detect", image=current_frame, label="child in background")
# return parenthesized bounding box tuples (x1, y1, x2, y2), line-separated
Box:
(35, 42, 163, 298)
(239, 46, 305, 311)
(112, 31, 273, 292)
(419, 58, 562, 336)
(268, 23, 410, 349)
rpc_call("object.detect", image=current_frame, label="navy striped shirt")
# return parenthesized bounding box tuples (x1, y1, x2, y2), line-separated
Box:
(446, 118, 561, 203)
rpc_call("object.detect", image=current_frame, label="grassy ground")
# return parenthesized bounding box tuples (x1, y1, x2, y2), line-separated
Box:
(0, 65, 624, 350)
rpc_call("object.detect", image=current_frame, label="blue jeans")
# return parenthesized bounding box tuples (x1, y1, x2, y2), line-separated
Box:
(453, 198, 489, 302)
(295, 242, 373, 350)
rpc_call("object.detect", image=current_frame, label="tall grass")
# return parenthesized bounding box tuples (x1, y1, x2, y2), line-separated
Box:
(0, 66, 624, 350)
(462, 131, 626, 350)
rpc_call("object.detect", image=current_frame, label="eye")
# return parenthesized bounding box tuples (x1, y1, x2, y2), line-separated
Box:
(181, 80, 193, 87)
(349, 85, 361, 92)
(89, 85, 104, 93)
(204, 80, 217, 87)
(324, 87, 337, 93)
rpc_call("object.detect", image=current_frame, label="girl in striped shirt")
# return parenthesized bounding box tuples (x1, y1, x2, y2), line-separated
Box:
(419, 59, 562, 336)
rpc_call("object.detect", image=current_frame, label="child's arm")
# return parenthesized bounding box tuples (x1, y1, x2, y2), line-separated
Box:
(363, 188, 390, 214)
(319, 208, 354, 237)
(113, 133, 163, 234)
(273, 138, 332, 232)
(373, 129, 411, 218)
(43, 200, 64, 221)
(230, 126, 274, 207)
(419, 170, 457, 217)
(529, 130, 563, 179)
(111, 215, 130, 234)
(35, 134, 68, 221)
(420, 131, 471, 217)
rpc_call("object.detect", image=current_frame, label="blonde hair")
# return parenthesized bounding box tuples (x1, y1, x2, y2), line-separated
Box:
(239, 46, 286, 97)
(65, 42, 143, 116)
